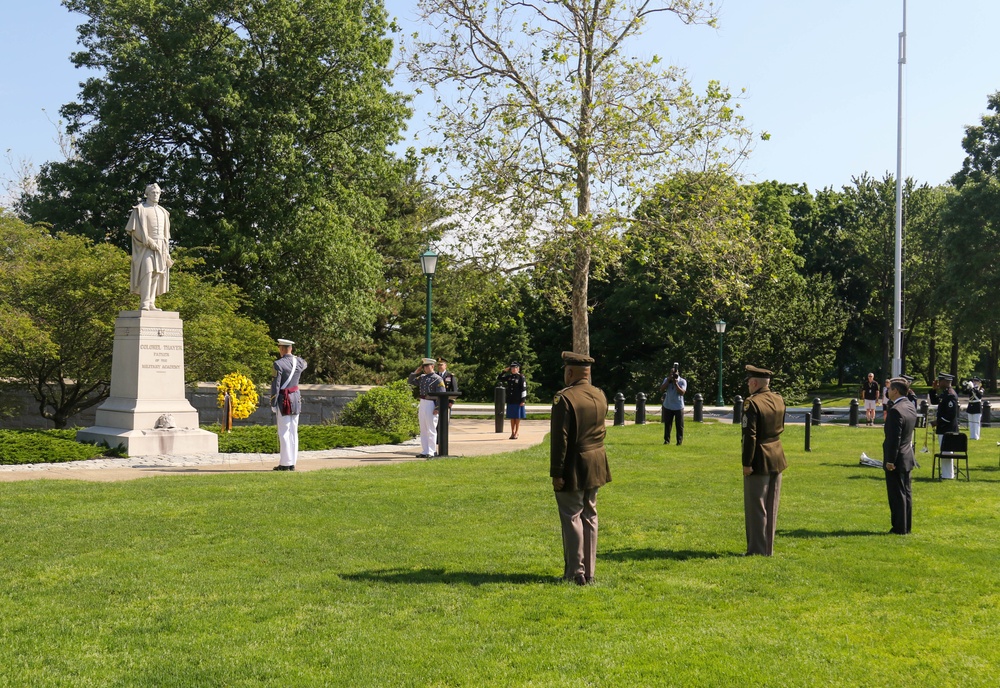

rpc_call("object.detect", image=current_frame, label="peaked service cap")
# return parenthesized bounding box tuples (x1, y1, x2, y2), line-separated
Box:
(745, 365, 773, 379)
(562, 351, 595, 366)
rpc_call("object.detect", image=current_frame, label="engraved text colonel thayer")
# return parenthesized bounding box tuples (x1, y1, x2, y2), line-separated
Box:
(126, 183, 173, 311)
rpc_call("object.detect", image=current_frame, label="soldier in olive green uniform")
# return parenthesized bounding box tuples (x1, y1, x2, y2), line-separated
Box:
(741, 365, 787, 556)
(551, 351, 611, 585)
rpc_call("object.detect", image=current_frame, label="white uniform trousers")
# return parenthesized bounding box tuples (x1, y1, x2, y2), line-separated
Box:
(418, 398, 438, 456)
(938, 434, 955, 479)
(277, 412, 300, 467)
(969, 413, 981, 440)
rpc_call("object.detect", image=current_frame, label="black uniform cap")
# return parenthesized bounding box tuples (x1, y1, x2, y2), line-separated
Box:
(937, 372, 955, 382)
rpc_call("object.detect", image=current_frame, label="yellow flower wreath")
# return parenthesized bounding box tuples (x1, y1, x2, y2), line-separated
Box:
(217, 372, 259, 420)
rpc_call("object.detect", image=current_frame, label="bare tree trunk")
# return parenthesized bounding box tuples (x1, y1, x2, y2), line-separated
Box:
(571, 244, 591, 355)
(928, 319, 937, 384)
(950, 332, 959, 380)
(990, 336, 999, 394)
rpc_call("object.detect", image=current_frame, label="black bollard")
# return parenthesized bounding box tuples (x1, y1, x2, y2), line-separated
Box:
(636, 392, 647, 425)
(984, 400, 992, 428)
(812, 398, 822, 426)
(693, 393, 704, 422)
(733, 395, 744, 425)
(849, 398, 859, 427)
(614, 392, 625, 426)
(436, 392, 451, 456)
(805, 412, 811, 451)
(494, 384, 506, 434)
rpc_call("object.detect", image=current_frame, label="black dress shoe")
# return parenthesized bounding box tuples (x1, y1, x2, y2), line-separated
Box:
(676, 440, 683, 446)
(574, 575, 587, 586)
(272, 465, 294, 471)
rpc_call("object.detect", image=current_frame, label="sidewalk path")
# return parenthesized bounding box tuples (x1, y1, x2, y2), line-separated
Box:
(0, 419, 551, 483)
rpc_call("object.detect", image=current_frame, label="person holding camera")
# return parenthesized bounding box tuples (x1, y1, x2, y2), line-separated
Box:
(658, 362, 687, 445)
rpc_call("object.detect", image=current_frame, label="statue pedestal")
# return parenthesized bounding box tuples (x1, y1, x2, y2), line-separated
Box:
(76, 311, 218, 456)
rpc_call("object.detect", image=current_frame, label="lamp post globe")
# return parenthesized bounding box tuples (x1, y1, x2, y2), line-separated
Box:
(715, 320, 726, 407)
(420, 249, 438, 358)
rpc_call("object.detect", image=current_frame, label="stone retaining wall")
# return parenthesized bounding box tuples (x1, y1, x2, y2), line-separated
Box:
(0, 383, 372, 430)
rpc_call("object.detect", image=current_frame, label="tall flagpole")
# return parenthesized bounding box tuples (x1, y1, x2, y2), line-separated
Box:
(892, 0, 906, 378)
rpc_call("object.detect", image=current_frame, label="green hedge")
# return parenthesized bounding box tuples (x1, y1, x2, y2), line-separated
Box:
(206, 424, 406, 454)
(0, 429, 111, 465)
(0, 425, 408, 465)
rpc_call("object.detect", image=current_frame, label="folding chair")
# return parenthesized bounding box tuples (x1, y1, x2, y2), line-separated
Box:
(932, 432, 969, 481)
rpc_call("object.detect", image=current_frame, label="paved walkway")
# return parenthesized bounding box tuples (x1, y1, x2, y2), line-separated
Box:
(0, 419, 551, 483)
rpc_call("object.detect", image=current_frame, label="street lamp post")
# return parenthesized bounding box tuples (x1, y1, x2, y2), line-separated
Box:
(420, 248, 438, 358)
(715, 320, 727, 407)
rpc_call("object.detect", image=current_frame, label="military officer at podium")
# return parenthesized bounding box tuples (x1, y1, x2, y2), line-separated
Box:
(409, 358, 446, 458)
(270, 338, 307, 471)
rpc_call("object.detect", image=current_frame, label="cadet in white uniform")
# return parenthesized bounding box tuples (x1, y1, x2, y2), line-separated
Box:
(270, 338, 307, 471)
(408, 358, 446, 458)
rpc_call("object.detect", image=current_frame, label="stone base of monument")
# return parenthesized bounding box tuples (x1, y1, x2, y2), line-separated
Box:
(76, 310, 218, 456)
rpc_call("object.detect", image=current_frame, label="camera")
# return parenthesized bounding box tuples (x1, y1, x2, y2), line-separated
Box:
(670, 363, 679, 381)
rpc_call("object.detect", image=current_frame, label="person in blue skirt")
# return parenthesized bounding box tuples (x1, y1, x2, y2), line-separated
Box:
(498, 361, 527, 439)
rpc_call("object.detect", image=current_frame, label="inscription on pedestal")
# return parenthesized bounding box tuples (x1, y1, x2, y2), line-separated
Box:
(140, 343, 184, 373)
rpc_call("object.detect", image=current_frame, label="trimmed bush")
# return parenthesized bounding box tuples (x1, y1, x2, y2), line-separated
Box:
(0, 429, 111, 465)
(339, 380, 418, 436)
(206, 424, 406, 453)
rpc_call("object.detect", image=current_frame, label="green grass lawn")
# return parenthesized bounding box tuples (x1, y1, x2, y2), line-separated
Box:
(2, 423, 999, 686)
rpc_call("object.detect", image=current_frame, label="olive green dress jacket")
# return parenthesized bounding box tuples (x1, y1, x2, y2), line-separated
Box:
(742, 389, 787, 474)
(550, 380, 611, 491)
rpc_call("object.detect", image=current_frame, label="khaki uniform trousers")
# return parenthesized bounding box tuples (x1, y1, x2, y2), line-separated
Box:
(744, 472, 782, 556)
(555, 488, 599, 580)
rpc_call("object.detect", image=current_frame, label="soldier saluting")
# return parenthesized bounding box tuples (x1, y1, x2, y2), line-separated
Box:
(929, 372, 960, 446)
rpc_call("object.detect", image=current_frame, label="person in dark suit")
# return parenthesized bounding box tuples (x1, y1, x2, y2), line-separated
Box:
(883, 377, 917, 534)
(741, 365, 787, 556)
(551, 351, 611, 585)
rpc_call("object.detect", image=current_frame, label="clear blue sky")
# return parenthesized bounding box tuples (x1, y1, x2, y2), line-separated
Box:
(2, 0, 998, 196)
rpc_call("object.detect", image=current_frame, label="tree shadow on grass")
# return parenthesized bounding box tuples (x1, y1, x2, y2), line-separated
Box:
(778, 528, 885, 538)
(340, 568, 557, 586)
(599, 548, 732, 562)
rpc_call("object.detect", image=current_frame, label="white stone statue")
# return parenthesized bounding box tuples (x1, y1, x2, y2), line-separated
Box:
(126, 183, 173, 311)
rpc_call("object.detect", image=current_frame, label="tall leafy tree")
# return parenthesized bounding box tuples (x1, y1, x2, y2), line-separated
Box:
(20, 0, 411, 376)
(407, 0, 755, 354)
(794, 174, 943, 384)
(0, 213, 273, 428)
(591, 173, 845, 402)
(943, 91, 1000, 390)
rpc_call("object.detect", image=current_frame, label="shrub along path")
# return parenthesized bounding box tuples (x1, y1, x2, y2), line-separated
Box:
(0, 419, 552, 482)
